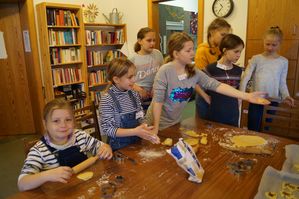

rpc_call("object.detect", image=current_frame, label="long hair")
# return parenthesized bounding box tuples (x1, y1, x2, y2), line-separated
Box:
(207, 18, 231, 55)
(165, 32, 195, 78)
(134, 27, 155, 52)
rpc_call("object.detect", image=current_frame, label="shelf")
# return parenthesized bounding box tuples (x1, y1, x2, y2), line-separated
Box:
(89, 82, 109, 88)
(48, 25, 80, 29)
(51, 61, 83, 67)
(53, 81, 85, 88)
(84, 23, 126, 27)
(85, 43, 124, 47)
(49, 44, 81, 48)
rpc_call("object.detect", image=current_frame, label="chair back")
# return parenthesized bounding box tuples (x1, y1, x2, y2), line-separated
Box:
(23, 138, 39, 156)
(261, 101, 299, 140)
(74, 102, 101, 140)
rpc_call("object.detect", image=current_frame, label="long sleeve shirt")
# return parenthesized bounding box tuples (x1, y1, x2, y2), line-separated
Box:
(239, 54, 290, 100)
(99, 85, 143, 137)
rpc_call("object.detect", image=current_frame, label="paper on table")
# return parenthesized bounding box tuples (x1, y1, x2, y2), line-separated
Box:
(0, 32, 8, 59)
(282, 144, 299, 174)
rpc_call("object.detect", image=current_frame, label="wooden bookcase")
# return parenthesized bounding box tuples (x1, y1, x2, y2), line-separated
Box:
(36, 3, 88, 109)
(83, 23, 127, 105)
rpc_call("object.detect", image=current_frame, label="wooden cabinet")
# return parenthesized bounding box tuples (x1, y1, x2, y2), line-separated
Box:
(36, 3, 88, 109)
(83, 23, 126, 104)
(241, 0, 299, 129)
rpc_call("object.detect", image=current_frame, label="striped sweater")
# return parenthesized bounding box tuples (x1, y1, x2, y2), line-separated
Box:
(18, 130, 102, 181)
(99, 85, 143, 138)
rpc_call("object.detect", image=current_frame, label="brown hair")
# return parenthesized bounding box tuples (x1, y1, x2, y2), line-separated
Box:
(165, 32, 195, 78)
(106, 57, 136, 88)
(134, 27, 155, 52)
(264, 26, 283, 41)
(219, 34, 244, 54)
(207, 18, 231, 55)
(43, 98, 74, 121)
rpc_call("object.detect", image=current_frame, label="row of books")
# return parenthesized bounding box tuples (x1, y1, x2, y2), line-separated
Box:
(86, 50, 123, 66)
(48, 29, 77, 46)
(47, 8, 79, 26)
(85, 30, 124, 45)
(90, 91, 104, 105)
(89, 70, 107, 86)
(52, 68, 82, 85)
(50, 47, 80, 65)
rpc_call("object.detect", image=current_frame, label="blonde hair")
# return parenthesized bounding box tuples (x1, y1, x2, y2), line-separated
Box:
(134, 27, 155, 52)
(106, 57, 136, 89)
(207, 18, 231, 55)
(165, 32, 195, 78)
(43, 98, 74, 121)
(264, 26, 283, 41)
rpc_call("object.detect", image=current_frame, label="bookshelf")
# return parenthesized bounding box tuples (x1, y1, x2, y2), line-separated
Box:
(83, 23, 127, 105)
(36, 3, 88, 109)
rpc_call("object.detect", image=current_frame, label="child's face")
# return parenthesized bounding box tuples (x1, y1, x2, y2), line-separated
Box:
(175, 41, 195, 65)
(138, 32, 156, 54)
(263, 35, 281, 54)
(114, 67, 136, 91)
(44, 109, 74, 144)
(224, 44, 244, 63)
(211, 27, 230, 46)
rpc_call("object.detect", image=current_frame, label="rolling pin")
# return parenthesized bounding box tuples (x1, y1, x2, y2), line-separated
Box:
(72, 156, 98, 174)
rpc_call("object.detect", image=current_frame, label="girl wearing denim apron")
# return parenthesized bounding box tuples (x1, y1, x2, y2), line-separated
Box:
(100, 58, 160, 151)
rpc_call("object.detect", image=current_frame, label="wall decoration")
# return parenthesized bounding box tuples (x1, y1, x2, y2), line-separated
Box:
(82, 3, 99, 23)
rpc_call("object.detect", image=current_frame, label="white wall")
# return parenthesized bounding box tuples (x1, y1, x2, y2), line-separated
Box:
(203, 0, 248, 66)
(160, 0, 198, 12)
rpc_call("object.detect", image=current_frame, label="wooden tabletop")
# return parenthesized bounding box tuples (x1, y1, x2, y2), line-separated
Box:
(9, 117, 298, 199)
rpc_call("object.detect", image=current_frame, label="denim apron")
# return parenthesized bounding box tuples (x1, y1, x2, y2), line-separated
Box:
(108, 90, 141, 151)
(41, 137, 87, 167)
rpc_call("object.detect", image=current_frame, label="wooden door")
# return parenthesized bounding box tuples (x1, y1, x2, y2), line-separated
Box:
(0, 3, 35, 135)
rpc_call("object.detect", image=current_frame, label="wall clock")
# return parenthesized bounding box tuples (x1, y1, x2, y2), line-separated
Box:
(212, 0, 234, 18)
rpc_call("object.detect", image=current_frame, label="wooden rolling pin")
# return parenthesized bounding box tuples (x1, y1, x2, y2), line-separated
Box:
(72, 156, 98, 174)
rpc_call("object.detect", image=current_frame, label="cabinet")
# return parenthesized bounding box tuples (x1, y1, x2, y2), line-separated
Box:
(36, 3, 88, 109)
(83, 23, 126, 104)
(241, 0, 299, 129)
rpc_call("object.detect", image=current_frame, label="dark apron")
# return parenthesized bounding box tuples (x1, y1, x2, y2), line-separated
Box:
(41, 136, 87, 168)
(108, 90, 141, 151)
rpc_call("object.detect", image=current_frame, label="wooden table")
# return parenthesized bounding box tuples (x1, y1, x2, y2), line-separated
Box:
(9, 117, 298, 199)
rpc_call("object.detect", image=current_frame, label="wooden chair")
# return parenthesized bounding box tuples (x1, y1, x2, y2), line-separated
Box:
(261, 101, 299, 140)
(23, 138, 39, 155)
(74, 102, 102, 140)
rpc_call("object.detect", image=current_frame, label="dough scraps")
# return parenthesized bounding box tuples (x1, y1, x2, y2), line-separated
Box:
(161, 138, 173, 146)
(265, 191, 277, 199)
(77, 171, 94, 181)
(231, 135, 267, 147)
(182, 130, 200, 138)
(294, 164, 299, 172)
(184, 138, 199, 146)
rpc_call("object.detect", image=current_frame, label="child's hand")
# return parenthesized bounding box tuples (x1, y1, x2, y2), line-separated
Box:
(247, 92, 270, 105)
(202, 94, 211, 105)
(97, 143, 113, 160)
(283, 96, 295, 107)
(135, 124, 160, 144)
(46, 166, 73, 183)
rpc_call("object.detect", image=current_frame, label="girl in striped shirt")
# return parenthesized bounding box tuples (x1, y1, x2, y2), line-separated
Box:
(18, 99, 112, 191)
(99, 58, 160, 151)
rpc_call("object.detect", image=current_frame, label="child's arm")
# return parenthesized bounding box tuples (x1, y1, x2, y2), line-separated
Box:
(195, 84, 211, 104)
(239, 59, 256, 92)
(152, 101, 163, 135)
(18, 167, 73, 191)
(216, 83, 269, 105)
(279, 60, 295, 107)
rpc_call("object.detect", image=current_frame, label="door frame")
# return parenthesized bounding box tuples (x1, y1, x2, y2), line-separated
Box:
(1, 0, 44, 133)
(147, 0, 204, 49)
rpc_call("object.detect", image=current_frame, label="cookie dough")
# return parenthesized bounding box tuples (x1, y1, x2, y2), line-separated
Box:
(231, 135, 267, 147)
(77, 171, 94, 181)
(162, 138, 173, 146)
(184, 138, 199, 146)
(182, 130, 200, 138)
(265, 192, 277, 199)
